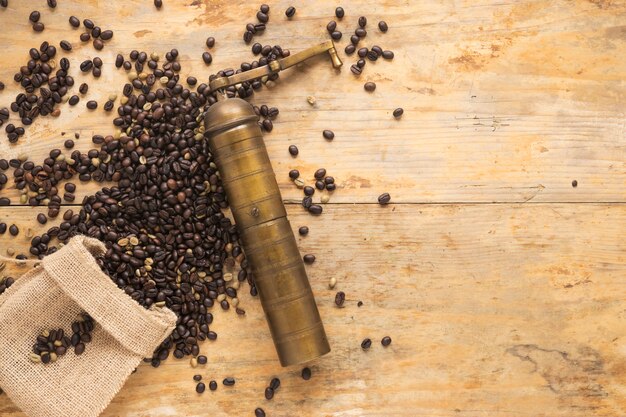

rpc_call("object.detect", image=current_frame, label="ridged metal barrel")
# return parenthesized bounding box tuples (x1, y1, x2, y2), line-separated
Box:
(204, 98, 330, 367)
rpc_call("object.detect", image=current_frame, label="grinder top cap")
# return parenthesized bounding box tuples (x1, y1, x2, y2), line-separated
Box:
(204, 98, 258, 135)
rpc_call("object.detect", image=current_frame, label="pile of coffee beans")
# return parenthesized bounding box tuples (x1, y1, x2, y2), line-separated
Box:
(243, 4, 270, 43)
(77, 18, 114, 51)
(30, 314, 94, 364)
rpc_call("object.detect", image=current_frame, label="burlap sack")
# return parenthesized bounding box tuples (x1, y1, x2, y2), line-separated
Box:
(0, 235, 177, 417)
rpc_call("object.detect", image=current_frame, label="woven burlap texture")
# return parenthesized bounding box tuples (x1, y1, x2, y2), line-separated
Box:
(0, 235, 177, 417)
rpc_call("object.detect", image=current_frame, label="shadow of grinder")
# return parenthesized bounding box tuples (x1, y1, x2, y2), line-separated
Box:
(204, 41, 342, 366)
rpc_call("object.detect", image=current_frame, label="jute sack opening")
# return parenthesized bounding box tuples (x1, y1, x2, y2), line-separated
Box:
(0, 236, 177, 417)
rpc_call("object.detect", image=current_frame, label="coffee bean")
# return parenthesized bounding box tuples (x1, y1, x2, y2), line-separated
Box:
(335, 7, 344, 18)
(202, 52, 212, 65)
(357, 48, 368, 58)
(315, 180, 325, 190)
(358, 16, 367, 27)
(303, 186, 314, 196)
(327, 21, 337, 32)
(364, 82, 376, 92)
(69, 16, 80, 27)
(209, 380, 218, 391)
(223, 377, 235, 386)
(9, 224, 18, 236)
(80, 32, 91, 42)
(323, 130, 334, 140)
(301, 367, 311, 380)
(269, 377, 281, 390)
(314, 168, 326, 179)
(382, 50, 394, 59)
(60, 40, 72, 51)
(0, 198, 10, 206)
(0, 159, 8, 170)
(303, 254, 315, 264)
(308, 204, 323, 215)
(79, 83, 89, 94)
(378, 192, 391, 205)
(33, 22, 45, 32)
(0, 0, 7, 7)
(104, 100, 114, 111)
(350, 64, 362, 75)
(361, 338, 372, 350)
(74, 343, 85, 355)
(47, 0, 56, 8)
(93, 39, 104, 50)
(335, 291, 345, 307)
(197, 355, 207, 364)
(0, 223, 6, 234)
(283, 145, 298, 158)
(93, 57, 103, 67)
(100, 30, 114, 40)
(264, 387, 274, 400)
(251, 42, 262, 55)
(255, 408, 266, 417)
(154, 0, 163, 8)
(345, 44, 356, 54)
(378, 20, 388, 32)
(80, 60, 93, 72)
(355, 28, 366, 37)
(196, 382, 205, 393)
(262, 119, 273, 132)
(572, 180, 578, 187)
(381, 336, 392, 346)
(331, 31, 342, 40)
(257, 11, 268, 23)
(86, 100, 98, 110)
(298, 226, 309, 236)
(193, 374, 202, 381)
(285, 6, 295, 18)
(29, 11, 41, 23)
(243, 31, 254, 43)
(37, 214, 47, 224)
(302, 196, 312, 208)
(289, 169, 300, 180)
(83, 19, 94, 29)
(68, 95, 79, 105)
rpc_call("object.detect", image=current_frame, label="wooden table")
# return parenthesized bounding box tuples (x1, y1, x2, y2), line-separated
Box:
(0, 1, 624, 416)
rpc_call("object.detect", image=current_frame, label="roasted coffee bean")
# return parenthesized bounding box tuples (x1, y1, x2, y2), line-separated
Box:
(86, 100, 97, 110)
(80, 32, 91, 42)
(288, 169, 300, 180)
(37, 213, 47, 224)
(393, 108, 403, 118)
(0, 0, 7, 7)
(47, 0, 57, 8)
(222, 377, 235, 386)
(0, 198, 10, 206)
(63, 139, 75, 149)
(371, 45, 382, 56)
(114, 54, 124, 68)
(285, 6, 295, 18)
(204, 37, 215, 49)
(264, 387, 274, 400)
(83, 19, 94, 29)
(355, 28, 366, 37)
(303, 254, 315, 264)
(323, 130, 334, 140)
(93, 39, 104, 50)
(358, 48, 368, 58)
(378, 192, 391, 205)
(381, 336, 392, 346)
(303, 186, 314, 196)
(361, 338, 372, 350)
(104, 100, 114, 111)
(315, 180, 325, 190)
(93, 57, 103, 67)
(243, 31, 254, 43)
(345, 44, 356, 54)
(193, 374, 202, 381)
(255, 408, 266, 417)
(79, 83, 89, 94)
(262, 119, 273, 132)
(326, 21, 337, 32)
(288, 145, 298, 156)
(209, 380, 218, 391)
(335, 7, 344, 18)
(302, 196, 312, 209)
(80, 60, 93, 72)
(314, 168, 326, 179)
(0, 223, 6, 234)
(154, 0, 163, 8)
(301, 367, 311, 380)
(100, 30, 114, 40)
(69, 16, 80, 27)
(251, 42, 262, 55)
(382, 50, 394, 59)
(60, 40, 72, 51)
(366, 50, 378, 61)
(350, 64, 362, 75)
(196, 382, 206, 393)
(9, 224, 18, 236)
(326, 183, 336, 191)
(358, 16, 367, 27)
(68, 95, 79, 105)
(197, 355, 207, 364)
(33, 22, 45, 32)
(308, 204, 323, 215)
(298, 226, 309, 236)
(29, 11, 41, 23)
(0, 159, 8, 170)
(202, 52, 212, 65)
(331, 31, 342, 40)
(267, 107, 279, 118)
(269, 377, 280, 390)
(260, 3, 269, 13)
(257, 11, 268, 23)
(364, 82, 376, 92)
(378, 20, 388, 32)
(335, 291, 345, 307)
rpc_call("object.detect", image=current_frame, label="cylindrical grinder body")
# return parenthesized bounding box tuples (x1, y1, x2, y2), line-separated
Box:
(204, 98, 330, 366)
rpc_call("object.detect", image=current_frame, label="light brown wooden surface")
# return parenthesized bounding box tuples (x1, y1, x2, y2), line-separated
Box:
(0, 1, 625, 416)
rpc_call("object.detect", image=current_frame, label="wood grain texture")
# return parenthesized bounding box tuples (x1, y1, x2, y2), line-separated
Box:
(0, 0, 625, 416)
(1, 204, 625, 417)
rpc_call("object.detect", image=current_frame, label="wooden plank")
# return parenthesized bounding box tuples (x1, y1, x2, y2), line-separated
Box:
(0, 0, 624, 204)
(0, 204, 625, 416)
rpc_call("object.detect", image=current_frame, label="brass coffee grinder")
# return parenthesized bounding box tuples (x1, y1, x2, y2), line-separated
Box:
(204, 41, 342, 366)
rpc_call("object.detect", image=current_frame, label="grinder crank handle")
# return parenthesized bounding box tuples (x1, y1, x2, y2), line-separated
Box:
(208, 40, 342, 93)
